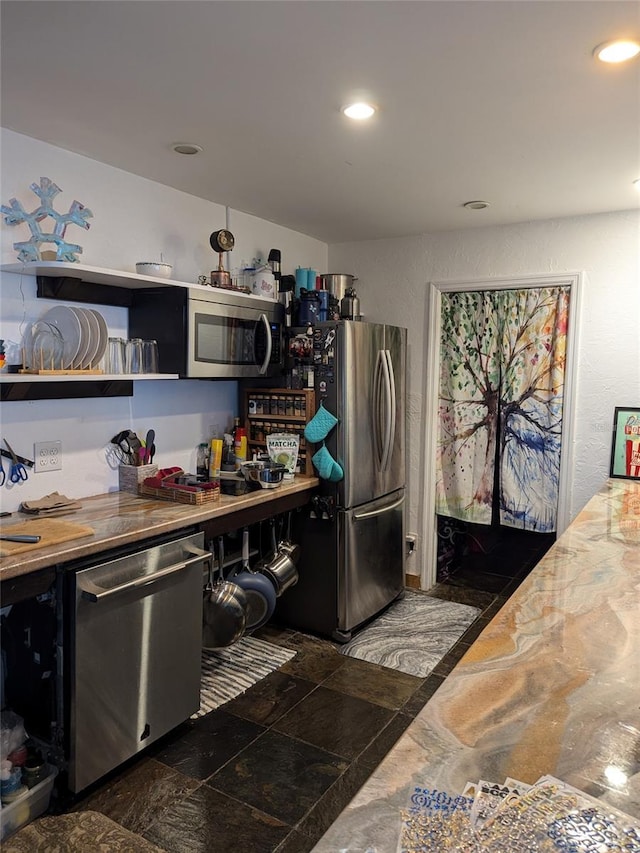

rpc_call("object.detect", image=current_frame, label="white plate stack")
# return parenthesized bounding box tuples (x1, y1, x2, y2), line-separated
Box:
(24, 306, 109, 371)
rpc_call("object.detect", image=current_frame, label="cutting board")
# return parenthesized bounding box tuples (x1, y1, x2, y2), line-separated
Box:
(0, 518, 95, 556)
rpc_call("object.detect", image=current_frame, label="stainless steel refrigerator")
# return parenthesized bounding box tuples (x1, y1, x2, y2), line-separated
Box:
(277, 320, 406, 642)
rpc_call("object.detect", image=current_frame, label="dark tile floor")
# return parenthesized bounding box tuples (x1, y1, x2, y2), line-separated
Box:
(61, 539, 551, 853)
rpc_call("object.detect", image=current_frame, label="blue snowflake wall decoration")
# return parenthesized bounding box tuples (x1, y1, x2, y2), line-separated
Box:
(1, 176, 93, 262)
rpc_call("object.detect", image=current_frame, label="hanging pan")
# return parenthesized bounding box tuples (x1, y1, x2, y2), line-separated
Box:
(231, 527, 277, 632)
(202, 538, 248, 649)
(257, 515, 299, 597)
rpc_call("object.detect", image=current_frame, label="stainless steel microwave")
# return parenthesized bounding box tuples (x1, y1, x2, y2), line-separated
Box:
(129, 286, 284, 379)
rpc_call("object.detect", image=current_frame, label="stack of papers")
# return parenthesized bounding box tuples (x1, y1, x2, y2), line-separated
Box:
(400, 775, 640, 852)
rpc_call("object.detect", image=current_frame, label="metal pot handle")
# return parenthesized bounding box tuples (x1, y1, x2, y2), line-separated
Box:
(218, 535, 225, 579)
(242, 526, 250, 571)
(205, 540, 215, 591)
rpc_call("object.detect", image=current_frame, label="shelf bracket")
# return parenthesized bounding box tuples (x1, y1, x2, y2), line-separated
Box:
(36, 276, 134, 307)
(1, 380, 134, 402)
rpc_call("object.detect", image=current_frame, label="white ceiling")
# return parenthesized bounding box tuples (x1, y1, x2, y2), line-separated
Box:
(1, 1, 639, 244)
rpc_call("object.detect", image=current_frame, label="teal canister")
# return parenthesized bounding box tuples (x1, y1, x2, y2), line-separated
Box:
(295, 268, 307, 298)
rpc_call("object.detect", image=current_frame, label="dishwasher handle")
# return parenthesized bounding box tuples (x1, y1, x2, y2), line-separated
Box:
(80, 545, 210, 602)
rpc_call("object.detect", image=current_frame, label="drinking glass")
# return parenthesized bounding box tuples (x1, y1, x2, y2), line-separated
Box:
(107, 337, 126, 374)
(141, 339, 159, 374)
(125, 338, 143, 374)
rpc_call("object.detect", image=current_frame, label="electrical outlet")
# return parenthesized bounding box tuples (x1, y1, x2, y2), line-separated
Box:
(34, 441, 62, 472)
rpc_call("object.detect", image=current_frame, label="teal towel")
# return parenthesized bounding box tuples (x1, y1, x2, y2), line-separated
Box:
(304, 402, 338, 444)
(312, 443, 344, 482)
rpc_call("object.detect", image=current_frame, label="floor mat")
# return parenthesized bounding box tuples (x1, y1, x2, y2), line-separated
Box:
(192, 636, 296, 719)
(339, 590, 480, 677)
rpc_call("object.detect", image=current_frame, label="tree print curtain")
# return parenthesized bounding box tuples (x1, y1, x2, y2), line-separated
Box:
(435, 286, 570, 532)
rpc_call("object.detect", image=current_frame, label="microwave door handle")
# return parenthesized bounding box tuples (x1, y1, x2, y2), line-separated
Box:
(257, 313, 272, 375)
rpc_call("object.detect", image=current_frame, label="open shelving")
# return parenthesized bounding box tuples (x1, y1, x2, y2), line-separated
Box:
(1, 262, 186, 399)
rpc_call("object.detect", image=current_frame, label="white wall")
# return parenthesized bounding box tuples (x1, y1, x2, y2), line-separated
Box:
(329, 210, 640, 579)
(0, 129, 328, 514)
(3, 128, 638, 576)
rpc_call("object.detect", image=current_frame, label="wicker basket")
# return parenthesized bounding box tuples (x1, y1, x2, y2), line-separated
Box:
(138, 483, 220, 505)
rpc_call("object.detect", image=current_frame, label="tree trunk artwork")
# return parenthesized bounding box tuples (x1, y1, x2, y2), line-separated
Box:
(435, 286, 570, 532)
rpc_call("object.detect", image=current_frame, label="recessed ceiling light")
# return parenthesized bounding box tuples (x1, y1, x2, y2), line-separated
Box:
(171, 143, 203, 155)
(594, 39, 640, 63)
(634, 178, 640, 190)
(463, 200, 490, 210)
(342, 102, 376, 120)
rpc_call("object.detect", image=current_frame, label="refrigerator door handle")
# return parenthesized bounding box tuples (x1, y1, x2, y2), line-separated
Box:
(380, 349, 393, 471)
(373, 349, 385, 467)
(353, 493, 405, 521)
(381, 349, 396, 472)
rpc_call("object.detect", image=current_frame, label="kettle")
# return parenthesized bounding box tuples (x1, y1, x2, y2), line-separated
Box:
(340, 287, 360, 320)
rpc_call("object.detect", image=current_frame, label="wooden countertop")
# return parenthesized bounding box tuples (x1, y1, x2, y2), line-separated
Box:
(313, 478, 640, 850)
(0, 476, 318, 583)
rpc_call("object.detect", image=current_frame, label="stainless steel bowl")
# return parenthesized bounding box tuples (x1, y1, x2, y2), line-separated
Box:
(241, 461, 287, 489)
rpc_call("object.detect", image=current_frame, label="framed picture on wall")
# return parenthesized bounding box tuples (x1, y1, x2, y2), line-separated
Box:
(610, 407, 640, 480)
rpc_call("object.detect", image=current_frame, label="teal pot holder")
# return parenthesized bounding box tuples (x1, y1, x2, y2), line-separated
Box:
(304, 402, 338, 444)
(311, 443, 344, 482)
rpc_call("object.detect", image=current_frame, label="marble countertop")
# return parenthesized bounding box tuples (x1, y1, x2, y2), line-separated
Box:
(0, 476, 318, 582)
(313, 478, 640, 851)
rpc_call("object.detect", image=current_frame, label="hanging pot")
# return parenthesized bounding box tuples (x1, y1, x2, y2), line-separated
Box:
(231, 527, 277, 632)
(256, 516, 299, 597)
(202, 540, 248, 649)
(259, 545, 299, 597)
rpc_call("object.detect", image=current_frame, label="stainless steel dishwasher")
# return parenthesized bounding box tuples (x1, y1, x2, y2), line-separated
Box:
(69, 531, 208, 792)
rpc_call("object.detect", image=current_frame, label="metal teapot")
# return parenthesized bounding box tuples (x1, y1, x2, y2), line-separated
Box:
(340, 286, 360, 320)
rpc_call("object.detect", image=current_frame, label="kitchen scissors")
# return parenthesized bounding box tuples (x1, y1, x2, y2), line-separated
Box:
(4, 440, 28, 483)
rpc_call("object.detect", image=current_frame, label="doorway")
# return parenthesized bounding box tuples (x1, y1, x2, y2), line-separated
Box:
(436, 515, 556, 592)
(421, 273, 582, 591)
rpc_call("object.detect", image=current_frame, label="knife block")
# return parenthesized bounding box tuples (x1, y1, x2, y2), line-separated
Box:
(119, 464, 158, 494)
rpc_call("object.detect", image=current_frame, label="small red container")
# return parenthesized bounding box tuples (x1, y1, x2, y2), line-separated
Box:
(7, 745, 27, 767)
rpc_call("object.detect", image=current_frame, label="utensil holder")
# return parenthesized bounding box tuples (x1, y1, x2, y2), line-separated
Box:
(119, 463, 158, 493)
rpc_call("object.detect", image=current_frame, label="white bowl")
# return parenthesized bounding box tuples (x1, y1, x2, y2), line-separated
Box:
(136, 262, 173, 279)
